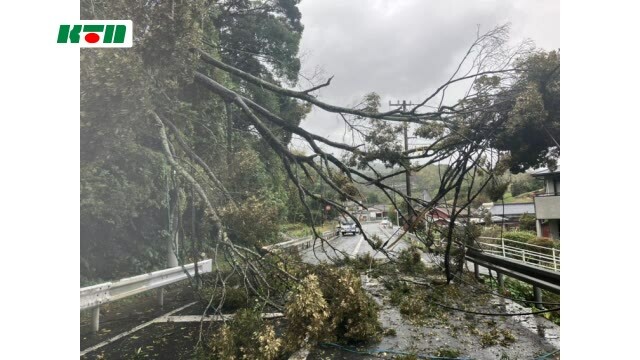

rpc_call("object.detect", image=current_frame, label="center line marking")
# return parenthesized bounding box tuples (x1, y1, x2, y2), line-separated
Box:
(351, 236, 365, 257)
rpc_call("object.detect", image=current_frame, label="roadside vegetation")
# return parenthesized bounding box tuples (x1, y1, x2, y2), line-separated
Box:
(280, 222, 335, 239)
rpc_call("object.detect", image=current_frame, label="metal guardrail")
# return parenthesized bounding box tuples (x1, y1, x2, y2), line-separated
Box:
(466, 250, 560, 295)
(263, 231, 335, 252)
(466, 237, 561, 307)
(81, 259, 212, 332)
(476, 236, 560, 272)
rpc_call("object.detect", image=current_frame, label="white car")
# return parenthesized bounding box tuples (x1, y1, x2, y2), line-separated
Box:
(380, 220, 391, 228)
(339, 221, 358, 236)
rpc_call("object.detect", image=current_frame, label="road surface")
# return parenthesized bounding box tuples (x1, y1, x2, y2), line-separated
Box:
(300, 221, 411, 264)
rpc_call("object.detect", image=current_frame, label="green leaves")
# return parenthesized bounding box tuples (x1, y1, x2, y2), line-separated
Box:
(81, 0, 310, 281)
(492, 50, 560, 173)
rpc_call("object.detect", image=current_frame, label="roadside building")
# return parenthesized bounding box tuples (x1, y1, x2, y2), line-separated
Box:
(532, 167, 560, 240)
(486, 202, 536, 229)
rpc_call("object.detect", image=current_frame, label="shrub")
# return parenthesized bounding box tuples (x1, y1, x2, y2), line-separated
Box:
(480, 225, 504, 238)
(518, 213, 536, 231)
(348, 252, 377, 272)
(209, 308, 282, 360)
(397, 247, 426, 274)
(503, 231, 536, 244)
(320, 267, 382, 344)
(528, 237, 556, 254)
(388, 282, 413, 306)
(285, 267, 383, 346)
(284, 274, 332, 348)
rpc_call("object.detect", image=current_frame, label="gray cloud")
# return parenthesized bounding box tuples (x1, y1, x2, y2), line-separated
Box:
(295, 0, 559, 145)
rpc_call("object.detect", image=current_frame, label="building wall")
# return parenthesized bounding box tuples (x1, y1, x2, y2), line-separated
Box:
(535, 195, 560, 219)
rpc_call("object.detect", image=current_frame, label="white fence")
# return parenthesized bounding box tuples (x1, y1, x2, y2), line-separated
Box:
(81, 259, 212, 332)
(475, 236, 560, 272)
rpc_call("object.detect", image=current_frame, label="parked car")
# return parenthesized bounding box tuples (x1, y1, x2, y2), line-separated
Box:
(380, 219, 391, 228)
(339, 221, 359, 236)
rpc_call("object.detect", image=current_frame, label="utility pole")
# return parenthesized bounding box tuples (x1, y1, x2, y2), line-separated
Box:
(389, 100, 416, 221)
(392, 183, 400, 227)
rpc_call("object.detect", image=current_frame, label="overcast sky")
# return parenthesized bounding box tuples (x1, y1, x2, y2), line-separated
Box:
(294, 0, 559, 150)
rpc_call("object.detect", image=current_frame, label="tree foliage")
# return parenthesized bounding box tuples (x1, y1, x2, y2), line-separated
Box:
(80, 0, 310, 280)
(510, 173, 542, 197)
(493, 51, 560, 173)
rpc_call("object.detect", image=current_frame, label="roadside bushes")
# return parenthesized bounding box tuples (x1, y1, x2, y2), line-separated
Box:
(202, 264, 383, 359)
(284, 274, 332, 348)
(397, 247, 426, 274)
(322, 268, 382, 343)
(502, 231, 536, 243)
(209, 308, 282, 360)
(285, 269, 382, 347)
(503, 231, 559, 251)
(480, 225, 504, 238)
(527, 237, 558, 254)
(518, 213, 536, 231)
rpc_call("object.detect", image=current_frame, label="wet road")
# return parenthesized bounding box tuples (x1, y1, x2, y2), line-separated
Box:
(300, 221, 411, 264)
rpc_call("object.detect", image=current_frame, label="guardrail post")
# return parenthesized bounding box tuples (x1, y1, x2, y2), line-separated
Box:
(501, 238, 506, 257)
(91, 306, 100, 333)
(157, 287, 164, 307)
(533, 286, 543, 309)
(474, 263, 480, 280)
(552, 248, 557, 271)
(497, 272, 504, 291)
(521, 249, 526, 262)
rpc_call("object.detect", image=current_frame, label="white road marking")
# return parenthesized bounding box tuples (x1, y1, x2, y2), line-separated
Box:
(80, 301, 197, 356)
(351, 236, 365, 257)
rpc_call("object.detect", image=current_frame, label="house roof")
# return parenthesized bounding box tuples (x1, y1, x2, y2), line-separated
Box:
(369, 204, 390, 212)
(489, 202, 535, 216)
(531, 166, 560, 177)
(471, 216, 507, 224)
(414, 205, 475, 218)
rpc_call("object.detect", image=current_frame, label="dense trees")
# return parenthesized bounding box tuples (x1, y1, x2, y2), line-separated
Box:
(80, 0, 310, 281)
(510, 173, 543, 197)
(492, 51, 560, 173)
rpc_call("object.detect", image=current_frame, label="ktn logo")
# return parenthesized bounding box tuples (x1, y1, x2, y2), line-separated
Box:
(57, 20, 132, 48)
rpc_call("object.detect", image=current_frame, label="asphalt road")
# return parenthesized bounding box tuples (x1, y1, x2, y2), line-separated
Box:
(300, 221, 411, 264)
